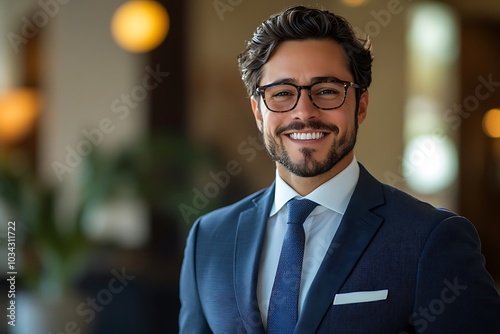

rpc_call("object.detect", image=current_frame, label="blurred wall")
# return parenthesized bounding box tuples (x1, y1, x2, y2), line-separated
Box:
(36, 0, 148, 213)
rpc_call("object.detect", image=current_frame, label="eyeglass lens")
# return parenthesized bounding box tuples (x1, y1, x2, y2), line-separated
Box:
(262, 81, 346, 112)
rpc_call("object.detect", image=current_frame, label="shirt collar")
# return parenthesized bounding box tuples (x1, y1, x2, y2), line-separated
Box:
(270, 157, 360, 216)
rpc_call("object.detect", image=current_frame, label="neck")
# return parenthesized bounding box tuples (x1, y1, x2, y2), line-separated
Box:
(277, 152, 354, 196)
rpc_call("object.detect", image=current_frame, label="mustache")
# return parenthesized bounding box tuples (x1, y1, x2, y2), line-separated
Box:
(275, 120, 339, 136)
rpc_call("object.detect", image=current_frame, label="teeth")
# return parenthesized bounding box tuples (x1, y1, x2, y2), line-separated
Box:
(289, 132, 325, 140)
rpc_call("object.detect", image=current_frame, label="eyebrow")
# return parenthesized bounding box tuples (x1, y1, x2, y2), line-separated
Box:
(266, 76, 344, 86)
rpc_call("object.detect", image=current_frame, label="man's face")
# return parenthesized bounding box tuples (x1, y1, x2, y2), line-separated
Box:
(251, 39, 368, 179)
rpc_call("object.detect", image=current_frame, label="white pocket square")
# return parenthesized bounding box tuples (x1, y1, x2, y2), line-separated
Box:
(333, 289, 388, 305)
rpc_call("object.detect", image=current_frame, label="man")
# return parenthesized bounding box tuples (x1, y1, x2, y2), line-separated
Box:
(179, 6, 500, 333)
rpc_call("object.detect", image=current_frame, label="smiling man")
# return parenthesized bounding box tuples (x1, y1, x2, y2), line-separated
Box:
(179, 6, 500, 334)
(251, 38, 366, 195)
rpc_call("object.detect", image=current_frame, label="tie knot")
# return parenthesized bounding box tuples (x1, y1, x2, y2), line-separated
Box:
(286, 198, 318, 225)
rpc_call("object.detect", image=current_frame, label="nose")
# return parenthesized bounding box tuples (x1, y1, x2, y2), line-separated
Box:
(292, 89, 320, 119)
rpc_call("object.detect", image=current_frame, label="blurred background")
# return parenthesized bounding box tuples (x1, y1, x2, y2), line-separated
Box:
(0, 0, 499, 332)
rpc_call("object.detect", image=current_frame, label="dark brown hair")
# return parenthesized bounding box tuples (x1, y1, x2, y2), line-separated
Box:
(237, 5, 373, 98)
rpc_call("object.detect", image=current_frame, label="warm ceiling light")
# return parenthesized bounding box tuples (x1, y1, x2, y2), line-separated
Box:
(0, 88, 40, 144)
(483, 108, 500, 138)
(341, 0, 368, 7)
(111, 1, 170, 53)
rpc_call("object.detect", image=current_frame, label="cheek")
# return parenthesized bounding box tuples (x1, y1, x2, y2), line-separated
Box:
(261, 113, 282, 133)
(329, 112, 352, 129)
(335, 101, 358, 130)
(341, 94, 357, 113)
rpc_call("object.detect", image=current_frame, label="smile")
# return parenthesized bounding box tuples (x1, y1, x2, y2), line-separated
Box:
(289, 132, 326, 140)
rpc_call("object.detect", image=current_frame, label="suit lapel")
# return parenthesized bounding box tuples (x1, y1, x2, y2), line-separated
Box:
(295, 164, 386, 333)
(234, 184, 275, 333)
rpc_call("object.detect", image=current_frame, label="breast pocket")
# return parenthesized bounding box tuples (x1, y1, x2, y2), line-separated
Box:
(333, 289, 388, 305)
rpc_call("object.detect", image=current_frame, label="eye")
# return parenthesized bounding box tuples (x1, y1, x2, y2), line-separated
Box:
(267, 85, 296, 99)
(273, 90, 294, 97)
(312, 82, 343, 99)
(317, 88, 340, 95)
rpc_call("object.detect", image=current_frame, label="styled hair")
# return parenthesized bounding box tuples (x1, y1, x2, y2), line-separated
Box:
(237, 5, 373, 98)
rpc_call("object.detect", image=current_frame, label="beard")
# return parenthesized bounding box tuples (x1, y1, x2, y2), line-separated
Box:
(263, 118, 358, 178)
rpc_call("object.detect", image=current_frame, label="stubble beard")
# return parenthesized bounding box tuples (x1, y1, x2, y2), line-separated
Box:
(263, 119, 358, 178)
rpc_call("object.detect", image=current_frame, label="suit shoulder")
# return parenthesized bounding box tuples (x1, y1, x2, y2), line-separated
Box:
(357, 163, 457, 223)
(195, 186, 272, 228)
(380, 182, 460, 224)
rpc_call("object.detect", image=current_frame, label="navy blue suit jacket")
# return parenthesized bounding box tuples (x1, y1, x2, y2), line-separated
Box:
(179, 164, 500, 333)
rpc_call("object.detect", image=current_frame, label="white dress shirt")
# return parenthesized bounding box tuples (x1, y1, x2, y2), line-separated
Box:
(257, 157, 360, 327)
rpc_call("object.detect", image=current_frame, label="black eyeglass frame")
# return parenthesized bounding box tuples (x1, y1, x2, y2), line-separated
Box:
(255, 79, 364, 113)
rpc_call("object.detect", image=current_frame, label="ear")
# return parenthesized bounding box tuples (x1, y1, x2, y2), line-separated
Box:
(357, 89, 369, 126)
(251, 96, 263, 132)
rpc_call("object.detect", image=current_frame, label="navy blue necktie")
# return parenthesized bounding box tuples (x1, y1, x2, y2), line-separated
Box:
(267, 198, 318, 334)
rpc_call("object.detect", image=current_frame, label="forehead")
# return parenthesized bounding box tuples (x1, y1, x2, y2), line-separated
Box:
(260, 39, 351, 85)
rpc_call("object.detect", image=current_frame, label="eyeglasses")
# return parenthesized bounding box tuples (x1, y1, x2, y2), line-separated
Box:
(255, 79, 362, 113)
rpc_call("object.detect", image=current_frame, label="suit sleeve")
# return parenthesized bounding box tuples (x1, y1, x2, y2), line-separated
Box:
(412, 215, 500, 333)
(179, 219, 212, 334)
